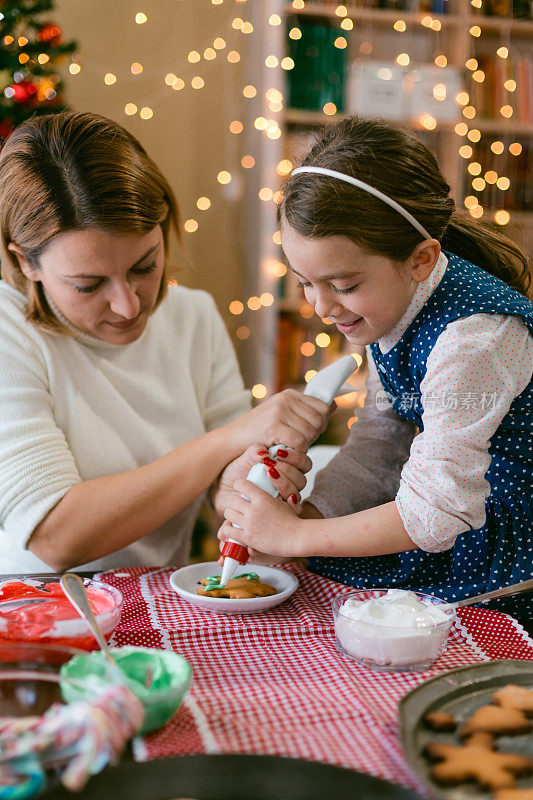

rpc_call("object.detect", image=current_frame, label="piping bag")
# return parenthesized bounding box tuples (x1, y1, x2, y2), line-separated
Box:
(220, 353, 359, 586)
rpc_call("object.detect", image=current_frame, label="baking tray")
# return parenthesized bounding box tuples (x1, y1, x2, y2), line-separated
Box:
(399, 659, 533, 800)
(41, 753, 425, 800)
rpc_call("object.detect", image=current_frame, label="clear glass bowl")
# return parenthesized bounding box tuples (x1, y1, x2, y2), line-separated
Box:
(0, 575, 123, 650)
(0, 642, 122, 796)
(332, 589, 456, 672)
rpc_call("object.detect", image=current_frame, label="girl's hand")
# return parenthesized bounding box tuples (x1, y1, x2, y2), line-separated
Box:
(217, 479, 305, 558)
(229, 390, 332, 454)
(211, 444, 311, 518)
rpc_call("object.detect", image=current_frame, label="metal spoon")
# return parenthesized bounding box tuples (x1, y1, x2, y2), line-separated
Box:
(444, 577, 533, 611)
(60, 572, 115, 664)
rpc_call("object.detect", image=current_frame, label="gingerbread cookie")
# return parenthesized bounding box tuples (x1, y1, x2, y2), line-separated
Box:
(423, 739, 533, 790)
(460, 704, 532, 738)
(494, 685, 533, 715)
(197, 573, 278, 599)
(424, 711, 457, 732)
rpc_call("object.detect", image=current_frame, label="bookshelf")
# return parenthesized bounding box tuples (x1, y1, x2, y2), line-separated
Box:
(241, 0, 532, 438)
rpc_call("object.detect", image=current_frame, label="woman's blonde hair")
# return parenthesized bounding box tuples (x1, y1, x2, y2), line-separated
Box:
(279, 116, 531, 297)
(0, 110, 181, 333)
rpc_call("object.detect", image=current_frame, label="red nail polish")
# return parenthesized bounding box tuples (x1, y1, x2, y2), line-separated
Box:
(268, 467, 280, 480)
(257, 450, 268, 456)
(289, 493, 297, 504)
(276, 449, 288, 458)
(263, 457, 277, 467)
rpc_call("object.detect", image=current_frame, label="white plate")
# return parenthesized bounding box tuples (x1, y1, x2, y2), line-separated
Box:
(169, 562, 299, 615)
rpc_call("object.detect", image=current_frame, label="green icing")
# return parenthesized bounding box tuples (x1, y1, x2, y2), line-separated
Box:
(60, 645, 191, 735)
(204, 572, 260, 591)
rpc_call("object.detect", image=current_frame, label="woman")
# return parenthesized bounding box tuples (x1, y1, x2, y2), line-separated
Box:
(0, 111, 329, 574)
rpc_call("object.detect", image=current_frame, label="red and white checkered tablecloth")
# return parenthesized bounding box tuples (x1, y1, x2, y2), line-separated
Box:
(98, 563, 533, 795)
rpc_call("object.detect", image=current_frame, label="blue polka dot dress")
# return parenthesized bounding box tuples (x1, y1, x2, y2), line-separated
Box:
(309, 253, 533, 618)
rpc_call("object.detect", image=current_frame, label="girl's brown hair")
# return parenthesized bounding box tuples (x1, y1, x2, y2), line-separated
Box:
(279, 116, 531, 297)
(0, 110, 181, 333)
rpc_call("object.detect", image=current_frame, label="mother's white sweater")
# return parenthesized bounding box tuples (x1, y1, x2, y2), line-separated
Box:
(0, 282, 250, 574)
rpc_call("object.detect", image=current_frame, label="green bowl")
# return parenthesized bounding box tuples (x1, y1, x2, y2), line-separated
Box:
(60, 645, 192, 734)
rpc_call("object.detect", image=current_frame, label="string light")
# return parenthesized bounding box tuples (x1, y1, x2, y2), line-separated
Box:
(124, 103, 137, 115)
(191, 77, 205, 89)
(243, 84, 257, 98)
(269, 14, 282, 25)
(281, 57, 295, 70)
(468, 162, 482, 175)
(131, 62, 143, 75)
(227, 51, 240, 63)
(497, 46, 508, 58)
(236, 326, 250, 340)
(496, 177, 510, 190)
(472, 177, 486, 190)
(260, 293, 274, 306)
(259, 187, 274, 201)
(217, 171, 232, 184)
(184, 219, 198, 232)
(196, 196, 211, 210)
(230, 120, 243, 134)
(341, 19, 354, 30)
(455, 122, 468, 135)
(491, 141, 504, 154)
(394, 20, 406, 31)
(509, 143, 522, 155)
(276, 159, 293, 176)
(305, 370, 317, 383)
(396, 53, 410, 66)
(139, 106, 153, 119)
(213, 37, 226, 49)
(494, 210, 510, 225)
(69, 63, 81, 75)
(335, 4, 348, 16)
(316, 333, 331, 348)
(252, 384, 267, 399)
(323, 102, 337, 115)
(241, 155, 255, 168)
(135, 12, 147, 24)
(485, 170, 498, 184)
(247, 296, 261, 311)
(301, 342, 315, 357)
(104, 73, 117, 85)
(467, 129, 481, 142)
(229, 301, 244, 315)
(272, 231, 282, 245)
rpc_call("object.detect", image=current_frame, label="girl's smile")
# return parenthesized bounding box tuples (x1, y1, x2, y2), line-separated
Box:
(281, 224, 425, 346)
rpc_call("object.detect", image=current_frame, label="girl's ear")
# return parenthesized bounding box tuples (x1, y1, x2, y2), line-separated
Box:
(410, 239, 441, 283)
(7, 243, 40, 281)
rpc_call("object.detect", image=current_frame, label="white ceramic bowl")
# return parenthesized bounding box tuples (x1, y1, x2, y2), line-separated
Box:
(170, 562, 299, 614)
(332, 589, 455, 672)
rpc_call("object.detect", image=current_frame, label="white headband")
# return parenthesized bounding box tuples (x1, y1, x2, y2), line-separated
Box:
(290, 166, 432, 241)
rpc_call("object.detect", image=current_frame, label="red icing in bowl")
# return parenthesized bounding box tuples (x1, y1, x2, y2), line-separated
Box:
(0, 581, 119, 649)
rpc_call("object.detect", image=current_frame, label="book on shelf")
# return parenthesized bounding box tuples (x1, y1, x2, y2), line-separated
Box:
(276, 312, 347, 391)
(286, 18, 348, 112)
(468, 140, 531, 211)
(470, 55, 532, 123)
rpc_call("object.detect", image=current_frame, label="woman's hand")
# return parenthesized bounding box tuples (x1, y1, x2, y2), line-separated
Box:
(211, 443, 312, 518)
(217, 479, 306, 558)
(228, 390, 332, 454)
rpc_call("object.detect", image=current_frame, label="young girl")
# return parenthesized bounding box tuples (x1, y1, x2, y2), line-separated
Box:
(0, 111, 330, 574)
(219, 116, 533, 618)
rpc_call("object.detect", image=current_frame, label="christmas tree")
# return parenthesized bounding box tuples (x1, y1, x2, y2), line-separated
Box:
(0, 0, 77, 143)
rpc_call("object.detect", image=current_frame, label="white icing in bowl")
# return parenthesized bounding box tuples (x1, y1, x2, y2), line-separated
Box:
(332, 589, 456, 671)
